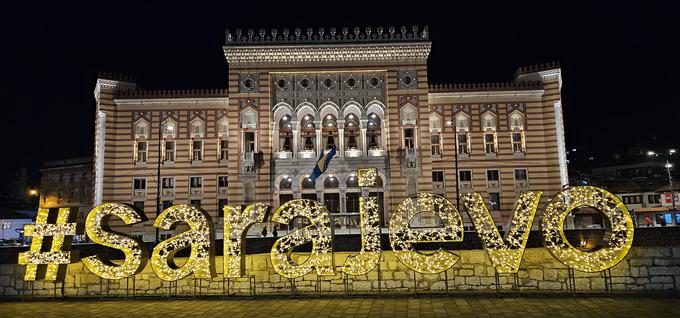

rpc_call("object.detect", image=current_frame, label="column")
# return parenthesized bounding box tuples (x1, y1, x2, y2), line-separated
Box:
(292, 120, 299, 158)
(338, 121, 345, 158)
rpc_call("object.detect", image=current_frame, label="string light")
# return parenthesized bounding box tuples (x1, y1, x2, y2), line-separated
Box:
(270, 199, 334, 278)
(82, 203, 148, 280)
(461, 191, 542, 274)
(357, 168, 377, 187)
(389, 193, 464, 274)
(342, 197, 381, 276)
(223, 203, 270, 278)
(151, 205, 216, 281)
(541, 186, 634, 272)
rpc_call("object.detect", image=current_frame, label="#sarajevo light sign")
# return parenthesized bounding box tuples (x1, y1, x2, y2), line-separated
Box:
(18, 168, 634, 284)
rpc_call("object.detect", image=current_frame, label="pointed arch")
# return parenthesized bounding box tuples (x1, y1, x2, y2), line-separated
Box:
(455, 113, 471, 132)
(429, 112, 443, 133)
(240, 107, 258, 129)
(272, 102, 294, 122)
(319, 101, 340, 121)
(133, 118, 150, 139)
(400, 103, 417, 125)
(189, 117, 205, 138)
(341, 101, 362, 119)
(216, 117, 229, 137)
(365, 100, 386, 119)
(509, 110, 525, 131)
(161, 118, 177, 138)
(481, 111, 497, 131)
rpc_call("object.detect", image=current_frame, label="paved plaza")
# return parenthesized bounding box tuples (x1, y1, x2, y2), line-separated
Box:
(2, 295, 680, 317)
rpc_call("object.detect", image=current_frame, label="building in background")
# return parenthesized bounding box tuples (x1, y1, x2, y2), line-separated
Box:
(39, 157, 94, 218)
(93, 26, 567, 241)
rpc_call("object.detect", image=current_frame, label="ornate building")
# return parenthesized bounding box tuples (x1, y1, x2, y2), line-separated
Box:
(93, 26, 567, 241)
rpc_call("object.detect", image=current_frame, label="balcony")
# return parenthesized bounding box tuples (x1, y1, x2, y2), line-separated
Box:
(345, 149, 362, 158)
(298, 149, 316, 159)
(274, 150, 293, 159)
(368, 148, 385, 157)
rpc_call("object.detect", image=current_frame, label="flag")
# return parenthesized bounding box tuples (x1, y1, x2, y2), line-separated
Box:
(310, 147, 337, 181)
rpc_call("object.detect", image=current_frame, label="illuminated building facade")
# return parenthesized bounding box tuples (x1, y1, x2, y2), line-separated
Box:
(93, 26, 567, 241)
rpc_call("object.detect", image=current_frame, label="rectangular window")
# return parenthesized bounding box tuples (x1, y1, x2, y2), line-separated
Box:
(190, 199, 201, 207)
(514, 169, 528, 181)
(136, 141, 148, 162)
(324, 193, 340, 213)
(220, 139, 229, 160)
(488, 192, 501, 211)
(403, 128, 414, 149)
(190, 176, 202, 188)
(484, 133, 496, 154)
(218, 199, 228, 217)
(133, 201, 145, 211)
(218, 176, 228, 187)
(432, 171, 444, 182)
(133, 178, 146, 190)
(511, 132, 524, 153)
(459, 170, 472, 182)
(162, 177, 175, 189)
(430, 135, 441, 156)
(244, 132, 256, 153)
(162, 200, 173, 211)
(648, 194, 661, 204)
(487, 170, 500, 181)
(345, 192, 360, 213)
(457, 133, 469, 154)
(192, 140, 203, 161)
(164, 141, 175, 162)
(279, 194, 294, 207)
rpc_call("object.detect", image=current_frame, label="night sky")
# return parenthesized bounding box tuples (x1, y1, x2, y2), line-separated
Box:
(1, 1, 678, 196)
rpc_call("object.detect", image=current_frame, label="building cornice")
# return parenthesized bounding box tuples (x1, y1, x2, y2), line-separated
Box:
(114, 97, 229, 110)
(94, 78, 136, 102)
(515, 68, 562, 90)
(223, 42, 431, 66)
(428, 89, 545, 103)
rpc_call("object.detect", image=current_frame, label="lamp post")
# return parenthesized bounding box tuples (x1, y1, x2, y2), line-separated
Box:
(648, 149, 676, 211)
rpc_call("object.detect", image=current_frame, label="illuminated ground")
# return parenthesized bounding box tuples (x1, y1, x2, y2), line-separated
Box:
(2, 295, 679, 317)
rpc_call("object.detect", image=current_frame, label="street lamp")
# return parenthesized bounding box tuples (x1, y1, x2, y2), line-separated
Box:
(648, 149, 676, 211)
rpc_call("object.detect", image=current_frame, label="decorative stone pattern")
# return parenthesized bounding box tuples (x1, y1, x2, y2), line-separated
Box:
(2, 247, 679, 297)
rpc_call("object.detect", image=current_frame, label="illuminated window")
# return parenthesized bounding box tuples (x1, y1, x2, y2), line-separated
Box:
(509, 111, 526, 153)
(135, 141, 147, 163)
(133, 120, 149, 139)
(164, 140, 175, 162)
(192, 140, 203, 161)
(217, 119, 229, 137)
(190, 119, 205, 138)
(455, 114, 471, 155)
(241, 109, 257, 129)
(400, 104, 417, 125)
(161, 119, 177, 138)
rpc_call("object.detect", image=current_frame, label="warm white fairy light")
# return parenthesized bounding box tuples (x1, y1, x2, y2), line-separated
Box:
(223, 203, 269, 278)
(341, 196, 381, 275)
(19, 207, 79, 281)
(270, 199, 334, 278)
(151, 204, 216, 281)
(82, 203, 148, 280)
(389, 193, 464, 274)
(542, 186, 634, 272)
(461, 191, 542, 274)
(357, 168, 377, 187)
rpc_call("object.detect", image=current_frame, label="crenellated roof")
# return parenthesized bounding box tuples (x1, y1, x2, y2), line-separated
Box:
(224, 26, 429, 46)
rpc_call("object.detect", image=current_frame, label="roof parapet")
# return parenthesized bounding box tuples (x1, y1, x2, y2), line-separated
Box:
(428, 81, 543, 93)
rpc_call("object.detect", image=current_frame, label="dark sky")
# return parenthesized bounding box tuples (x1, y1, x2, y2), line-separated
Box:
(1, 1, 678, 195)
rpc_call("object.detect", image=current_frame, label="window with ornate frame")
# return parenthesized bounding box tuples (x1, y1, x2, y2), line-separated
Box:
(455, 114, 471, 155)
(509, 111, 526, 154)
(481, 112, 497, 155)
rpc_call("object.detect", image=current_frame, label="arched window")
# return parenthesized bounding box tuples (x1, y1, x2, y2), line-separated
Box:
(367, 112, 382, 151)
(344, 113, 360, 151)
(322, 114, 338, 149)
(324, 176, 339, 188)
(279, 177, 292, 190)
(217, 118, 229, 137)
(509, 111, 526, 153)
(509, 112, 525, 131)
(346, 174, 359, 188)
(300, 114, 316, 151)
(190, 119, 205, 138)
(400, 104, 417, 125)
(278, 115, 293, 151)
(455, 114, 470, 132)
(161, 119, 177, 138)
(134, 120, 149, 139)
(301, 177, 316, 189)
(481, 112, 497, 131)
(241, 108, 257, 129)
(429, 113, 442, 133)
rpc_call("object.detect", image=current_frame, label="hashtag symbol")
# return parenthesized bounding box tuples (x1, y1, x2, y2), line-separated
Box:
(18, 207, 80, 281)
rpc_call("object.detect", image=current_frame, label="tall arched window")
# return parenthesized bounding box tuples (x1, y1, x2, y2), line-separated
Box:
(455, 114, 471, 155)
(134, 120, 149, 139)
(322, 114, 338, 149)
(400, 104, 417, 125)
(481, 112, 497, 155)
(189, 119, 205, 161)
(133, 120, 149, 163)
(161, 119, 177, 162)
(367, 112, 383, 151)
(509, 111, 526, 153)
(429, 113, 443, 156)
(240, 109, 257, 129)
(278, 115, 293, 151)
(217, 118, 229, 161)
(300, 114, 316, 152)
(344, 113, 360, 152)
(161, 119, 177, 138)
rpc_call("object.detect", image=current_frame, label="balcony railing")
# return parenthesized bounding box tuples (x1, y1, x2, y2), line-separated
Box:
(368, 148, 385, 157)
(274, 150, 293, 159)
(345, 149, 362, 158)
(298, 149, 316, 159)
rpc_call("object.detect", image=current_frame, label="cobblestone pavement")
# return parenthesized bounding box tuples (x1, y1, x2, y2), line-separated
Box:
(2, 295, 680, 317)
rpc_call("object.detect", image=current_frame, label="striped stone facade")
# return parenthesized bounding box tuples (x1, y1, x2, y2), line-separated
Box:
(93, 27, 566, 241)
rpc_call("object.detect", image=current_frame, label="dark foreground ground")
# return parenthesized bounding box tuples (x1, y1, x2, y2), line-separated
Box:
(2, 295, 680, 317)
